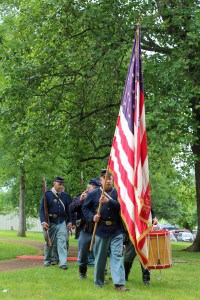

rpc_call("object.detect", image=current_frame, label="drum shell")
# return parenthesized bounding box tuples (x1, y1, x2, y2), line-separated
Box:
(147, 230, 172, 269)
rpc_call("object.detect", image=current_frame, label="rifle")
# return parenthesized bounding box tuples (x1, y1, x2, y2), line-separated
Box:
(42, 177, 52, 247)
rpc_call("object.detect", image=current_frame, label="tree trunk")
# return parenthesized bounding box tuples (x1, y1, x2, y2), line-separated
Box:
(186, 159, 200, 251)
(17, 165, 26, 237)
(186, 98, 200, 251)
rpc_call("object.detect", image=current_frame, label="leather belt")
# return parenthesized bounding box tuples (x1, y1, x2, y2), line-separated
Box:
(48, 214, 62, 219)
(99, 220, 117, 226)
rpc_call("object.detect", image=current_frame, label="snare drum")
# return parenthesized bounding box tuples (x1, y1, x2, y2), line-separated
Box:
(147, 230, 172, 269)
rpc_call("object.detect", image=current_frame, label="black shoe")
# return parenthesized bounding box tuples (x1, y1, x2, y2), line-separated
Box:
(143, 280, 150, 286)
(44, 264, 51, 267)
(51, 260, 59, 265)
(115, 285, 130, 291)
(142, 267, 150, 286)
(79, 265, 87, 278)
(59, 265, 68, 270)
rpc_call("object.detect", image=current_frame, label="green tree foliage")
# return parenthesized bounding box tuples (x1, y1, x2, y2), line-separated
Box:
(0, 0, 199, 249)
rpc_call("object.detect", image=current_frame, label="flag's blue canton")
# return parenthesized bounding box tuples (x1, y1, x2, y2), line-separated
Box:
(121, 28, 143, 134)
(121, 40, 136, 134)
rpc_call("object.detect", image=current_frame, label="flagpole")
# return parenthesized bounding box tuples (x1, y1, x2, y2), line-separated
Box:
(89, 165, 110, 251)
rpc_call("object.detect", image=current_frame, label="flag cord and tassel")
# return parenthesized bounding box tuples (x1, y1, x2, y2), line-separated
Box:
(89, 165, 110, 251)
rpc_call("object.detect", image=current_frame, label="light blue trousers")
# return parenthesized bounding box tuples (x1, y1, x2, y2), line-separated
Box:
(93, 234, 125, 287)
(78, 231, 94, 266)
(43, 221, 68, 267)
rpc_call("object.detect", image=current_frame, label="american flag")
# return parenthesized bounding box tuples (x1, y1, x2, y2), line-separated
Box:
(108, 25, 152, 267)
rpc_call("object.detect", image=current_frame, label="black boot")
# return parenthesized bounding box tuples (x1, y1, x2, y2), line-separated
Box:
(141, 265, 150, 286)
(124, 261, 133, 281)
(79, 265, 87, 279)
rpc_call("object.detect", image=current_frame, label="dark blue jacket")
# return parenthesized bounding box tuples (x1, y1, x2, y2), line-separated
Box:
(39, 190, 72, 224)
(70, 194, 93, 232)
(70, 194, 83, 220)
(82, 187, 122, 238)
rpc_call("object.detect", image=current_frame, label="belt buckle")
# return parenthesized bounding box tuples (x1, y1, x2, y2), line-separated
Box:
(52, 214, 57, 218)
(105, 221, 112, 226)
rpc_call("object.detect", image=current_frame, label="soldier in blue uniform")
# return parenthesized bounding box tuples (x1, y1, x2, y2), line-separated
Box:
(39, 176, 72, 269)
(51, 185, 75, 266)
(70, 178, 101, 279)
(82, 169, 130, 291)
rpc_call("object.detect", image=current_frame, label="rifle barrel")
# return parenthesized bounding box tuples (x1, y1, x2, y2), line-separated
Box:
(43, 177, 52, 247)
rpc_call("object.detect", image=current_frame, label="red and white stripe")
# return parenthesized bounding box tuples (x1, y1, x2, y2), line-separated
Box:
(109, 65, 152, 267)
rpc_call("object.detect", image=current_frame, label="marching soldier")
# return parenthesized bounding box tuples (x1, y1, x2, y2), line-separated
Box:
(39, 176, 72, 269)
(82, 169, 130, 291)
(70, 178, 101, 279)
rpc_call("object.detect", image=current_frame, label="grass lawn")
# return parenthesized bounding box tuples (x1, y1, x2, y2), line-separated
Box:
(0, 229, 77, 247)
(0, 242, 38, 260)
(0, 230, 199, 300)
(0, 230, 44, 242)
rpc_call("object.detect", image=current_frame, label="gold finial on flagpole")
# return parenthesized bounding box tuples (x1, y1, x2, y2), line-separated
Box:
(136, 16, 141, 36)
(138, 16, 142, 26)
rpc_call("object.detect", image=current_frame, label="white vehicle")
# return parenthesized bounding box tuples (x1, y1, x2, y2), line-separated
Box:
(176, 232, 194, 242)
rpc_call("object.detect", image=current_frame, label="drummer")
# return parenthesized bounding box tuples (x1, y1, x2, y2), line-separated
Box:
(123, 212, 158, 286)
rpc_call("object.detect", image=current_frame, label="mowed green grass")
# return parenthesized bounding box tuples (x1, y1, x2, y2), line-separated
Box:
(0, 230, 199, 300)
(0, 230, 44, 241)
(0, 242, 38, 260)
(0, 229, 77, 247)
(0, 230, 43, 260)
